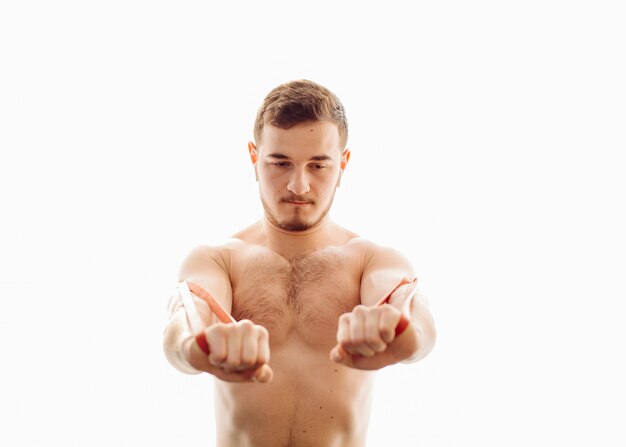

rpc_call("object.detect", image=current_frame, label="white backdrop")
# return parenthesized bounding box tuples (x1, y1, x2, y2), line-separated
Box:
(1, 1, 625, 446)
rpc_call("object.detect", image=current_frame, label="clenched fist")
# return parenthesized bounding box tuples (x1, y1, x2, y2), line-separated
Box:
(186, 319, 273, 383)
(330, 304, 417, 370)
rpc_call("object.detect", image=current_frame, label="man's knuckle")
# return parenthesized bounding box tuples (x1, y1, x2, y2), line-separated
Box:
(225, 357, 241, 369)
(208, 324, 223, 336)
(209, 353, 226, 364)
(354, 305, 368, 315)
(352, 336, 365, 346)
(241, 354, 256, 366)
(237, 321, 255, 335)
(365, 332, 380, 344)
(381, 327, 393, 337)
(254, 326, 269, 339)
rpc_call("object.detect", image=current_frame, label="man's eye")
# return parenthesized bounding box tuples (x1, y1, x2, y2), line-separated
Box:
(310, 164, 326, 169)
(273, 162, 291, 167)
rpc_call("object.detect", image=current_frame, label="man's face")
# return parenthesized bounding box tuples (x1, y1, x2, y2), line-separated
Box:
(249, 121, 350, 232)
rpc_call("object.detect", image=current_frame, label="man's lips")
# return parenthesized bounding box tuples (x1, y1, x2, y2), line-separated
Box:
(283, 199, 313, 205)
(285, 201, 311, 205)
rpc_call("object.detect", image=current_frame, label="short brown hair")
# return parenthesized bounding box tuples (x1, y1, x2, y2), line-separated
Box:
(253, 79, 348, 148)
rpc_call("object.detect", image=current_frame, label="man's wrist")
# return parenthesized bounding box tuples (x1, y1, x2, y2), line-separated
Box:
(177, 335, 204, 375)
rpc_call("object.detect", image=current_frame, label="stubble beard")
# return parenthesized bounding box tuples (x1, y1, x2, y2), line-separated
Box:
(261, 192, 336, 232)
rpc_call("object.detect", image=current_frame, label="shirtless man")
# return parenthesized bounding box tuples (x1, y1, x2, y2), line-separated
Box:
(163, 79, 436, 447)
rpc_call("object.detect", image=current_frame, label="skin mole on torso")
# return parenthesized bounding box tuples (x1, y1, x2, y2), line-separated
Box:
(228, 244, 362, 345)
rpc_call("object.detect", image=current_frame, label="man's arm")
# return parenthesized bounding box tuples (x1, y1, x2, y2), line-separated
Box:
(162, 245, 233, 374)
(163, 244, 273, 382)
(331, 243, 436, 369)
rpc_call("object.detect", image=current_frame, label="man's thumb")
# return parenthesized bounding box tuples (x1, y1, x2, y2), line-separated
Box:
(251, 364, 273, 383)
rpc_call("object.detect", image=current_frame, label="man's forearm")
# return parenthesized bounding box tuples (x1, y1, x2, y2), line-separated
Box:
(388, 286, 436, 364)
(401, 295, 436, 363)
(163, 314, 203, 375)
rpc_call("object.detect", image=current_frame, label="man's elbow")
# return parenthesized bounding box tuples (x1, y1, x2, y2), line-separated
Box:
(163, 322, 202, 375)
(402, 319, 436, 364)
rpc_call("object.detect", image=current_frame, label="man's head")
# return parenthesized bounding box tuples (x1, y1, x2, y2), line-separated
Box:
(253, 79, 348, 149)
(248, 80, 351, 232)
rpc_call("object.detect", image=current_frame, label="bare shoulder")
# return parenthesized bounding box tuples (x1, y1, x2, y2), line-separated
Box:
(345, 237, 412, 270)
(178, 238, 246, 278)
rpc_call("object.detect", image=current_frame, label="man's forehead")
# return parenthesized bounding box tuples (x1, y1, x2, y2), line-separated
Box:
(263, 120, 339, 135)
(259, 122, 342, 158)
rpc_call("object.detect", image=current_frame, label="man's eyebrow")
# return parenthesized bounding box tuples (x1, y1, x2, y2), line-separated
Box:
(266, 153, 334, 162)
(310, 155, 333, 161)
(266, 153, 290, 159)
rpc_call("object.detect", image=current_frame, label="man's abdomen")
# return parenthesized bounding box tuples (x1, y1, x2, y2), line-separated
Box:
(213, 339, 374, 447)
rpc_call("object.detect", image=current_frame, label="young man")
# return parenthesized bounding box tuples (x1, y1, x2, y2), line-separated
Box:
(163, 80, 436, 447)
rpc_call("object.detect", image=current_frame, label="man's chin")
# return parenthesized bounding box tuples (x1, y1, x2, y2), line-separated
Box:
(278, 220, 314, 232)
(262, 198, 331, 233)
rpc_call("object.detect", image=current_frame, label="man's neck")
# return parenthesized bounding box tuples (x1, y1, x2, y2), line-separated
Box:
(261, 215, 334, 259)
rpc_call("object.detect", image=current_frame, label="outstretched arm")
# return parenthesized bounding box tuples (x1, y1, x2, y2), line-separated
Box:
(163, 245, 273, 383)
(331, 244, 436, 369)
(163, 245, 234, 374)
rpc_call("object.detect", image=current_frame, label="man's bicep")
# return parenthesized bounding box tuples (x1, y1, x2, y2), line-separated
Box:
(176, 245, 233, 323)
(360, 245, 416, 306)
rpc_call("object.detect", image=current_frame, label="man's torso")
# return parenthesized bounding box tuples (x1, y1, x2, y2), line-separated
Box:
(211, 226, 377, 447)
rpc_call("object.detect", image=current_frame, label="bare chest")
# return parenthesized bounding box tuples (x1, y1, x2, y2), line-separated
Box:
(228, 247, 362, 345)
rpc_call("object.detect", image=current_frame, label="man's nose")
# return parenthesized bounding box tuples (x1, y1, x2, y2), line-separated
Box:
(287, 167, 311, 195)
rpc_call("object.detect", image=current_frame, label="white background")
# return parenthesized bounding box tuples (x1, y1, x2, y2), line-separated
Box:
(1, 1, 625, 446)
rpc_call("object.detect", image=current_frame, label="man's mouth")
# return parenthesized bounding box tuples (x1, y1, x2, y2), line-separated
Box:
(285, 201, 311, 205)
(283, 198, 313, 206)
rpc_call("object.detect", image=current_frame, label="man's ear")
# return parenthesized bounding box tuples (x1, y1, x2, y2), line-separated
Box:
(248, 141, 258, 164)
(248, 141, 259, 181)
(340, 148, 351, 170)
(337, 148, 351, 188)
